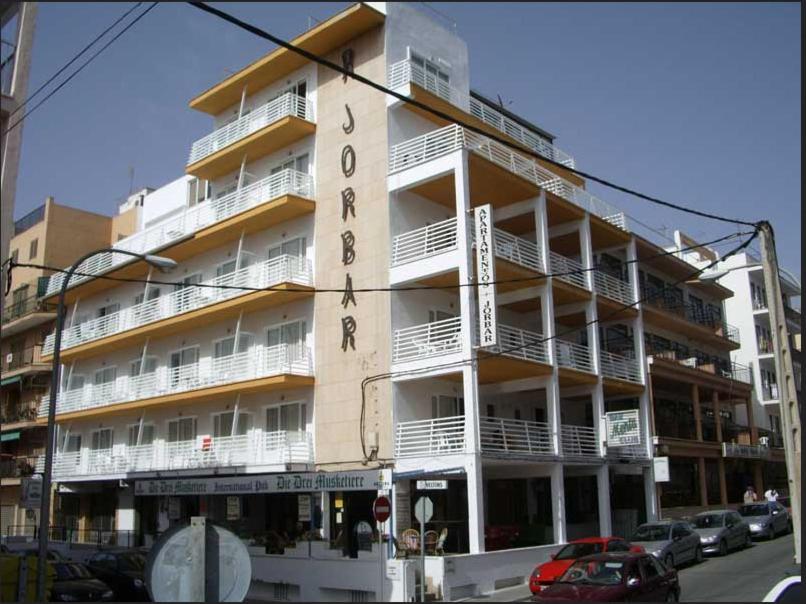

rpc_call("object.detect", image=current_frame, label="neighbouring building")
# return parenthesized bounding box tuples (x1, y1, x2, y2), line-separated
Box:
(14, 2, 781, 599)
(1, 195, 138, 538)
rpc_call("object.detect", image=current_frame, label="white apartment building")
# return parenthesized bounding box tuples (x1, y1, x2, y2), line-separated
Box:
(21, 3, 769, 599)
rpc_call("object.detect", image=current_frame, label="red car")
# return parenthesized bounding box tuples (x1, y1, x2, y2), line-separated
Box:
(529, 537, 644, 594)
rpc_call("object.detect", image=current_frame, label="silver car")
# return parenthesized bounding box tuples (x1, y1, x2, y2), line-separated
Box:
(738, 501, 792, 540)
(691, 510, 752, 555)
(631, 520, 703, 569)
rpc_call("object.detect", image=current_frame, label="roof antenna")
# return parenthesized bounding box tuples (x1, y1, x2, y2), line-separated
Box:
(496, 94, 513, 109)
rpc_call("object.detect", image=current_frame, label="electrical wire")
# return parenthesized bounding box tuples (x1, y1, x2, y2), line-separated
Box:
(1, 3, 158, 138)
(187, 1, 761, 230)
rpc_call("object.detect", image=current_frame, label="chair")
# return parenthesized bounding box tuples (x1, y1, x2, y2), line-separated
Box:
(423, 530, 439, 554)
(401, 528, 420, 554)
(435, 528, 448, 555)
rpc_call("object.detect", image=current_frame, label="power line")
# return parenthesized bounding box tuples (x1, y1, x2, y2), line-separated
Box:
(7, 2, 145, 120)
(1, 2, 158, 138)
(8, 230, 751, 298)
(187, 1, 760, 230)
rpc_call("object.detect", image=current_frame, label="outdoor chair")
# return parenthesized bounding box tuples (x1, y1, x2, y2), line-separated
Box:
(423, 530, 439, 554)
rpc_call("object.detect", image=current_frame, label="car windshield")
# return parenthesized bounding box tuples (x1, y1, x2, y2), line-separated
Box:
(632, 524, 670, 541)
(694, 514, 725, 528)
(560, 559, 626, 586)
(67, 563, 93, 579)
(554, 542, 605, 560)
(117, 553, 146, 572)
(739, 504, 770, 517)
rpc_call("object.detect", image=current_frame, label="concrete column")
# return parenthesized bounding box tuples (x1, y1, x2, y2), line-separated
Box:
(753, 463, 764, 495)
(591, 385, 606, 457)
(698, 457, 709, 507)
(596, 466, 613, 535)
(643, 466, 659, 521)
(745, 398, 758, 443)
(550, 464, 567, 544)
(717, 458, 728, 505)
(466, 456, 486, 553)
(534, 191, 550, 274)
(712, 391, 723, 443)
(692, 384, 703, 441)
(579, 215, 595, 291)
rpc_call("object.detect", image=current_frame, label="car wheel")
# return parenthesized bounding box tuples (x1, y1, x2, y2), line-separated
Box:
(767, 526, 776, 541)
(719, 540, 728, 557)
(666, 588, 679, 602)
(664, 553, 674, 569)
(695, 545, 704, 563)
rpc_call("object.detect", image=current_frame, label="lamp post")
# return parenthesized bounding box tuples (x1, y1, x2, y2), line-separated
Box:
(36, 249, 176, 600)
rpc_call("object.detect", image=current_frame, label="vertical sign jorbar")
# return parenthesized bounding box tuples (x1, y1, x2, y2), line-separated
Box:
(474, 204, 497, 347)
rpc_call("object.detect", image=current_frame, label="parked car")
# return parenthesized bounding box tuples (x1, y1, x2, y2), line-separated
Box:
(49, 561, 115, 602)
(529, 537, 644, 594)
(630, 521, 702, 569)
(20, 548, 66, 561)
(532, 551, 680, 602)
(691, 510, 752, 555)
(86, 550, 150, 601)
(738, 501, 792, 540)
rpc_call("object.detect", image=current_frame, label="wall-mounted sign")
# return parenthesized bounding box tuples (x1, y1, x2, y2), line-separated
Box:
(416, 480, 448, 491)
(168, 497, 181, 520)
(653, 456, 670, 483)
(605, 409, 641, 447)
(474, 204, 497, 347)
(20, 476, 42, 509)
(298, 494, 312, 522)
(226, 496, 241, 520)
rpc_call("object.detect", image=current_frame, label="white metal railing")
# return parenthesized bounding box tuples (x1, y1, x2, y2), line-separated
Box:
(395, 415, 466, 458)
(391, 218, 458, 266)
(560, 424, 600, 458)
(44, 169, 314, 296)
(606, 443, 648, 460)
(555, 340, 594, 373)
(43, 255, 311, 355)
(39, 345, 312, 417)
(473, 222, 543, 274)
(37, 431, 314, 479)
(477, 324, 550, 365)
(393, 317, 462, 363)
(388, 124, 625, 229)
(549, 251, 588, 290)
(188, 93, 313, 164)
(479, 416, 554, 456)
(594, 271, 634, 306)
(599, 350, 643, 384)
(387, 58, 575, 168)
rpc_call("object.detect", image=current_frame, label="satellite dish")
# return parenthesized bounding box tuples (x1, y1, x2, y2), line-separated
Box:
(145, 520, 252, 602)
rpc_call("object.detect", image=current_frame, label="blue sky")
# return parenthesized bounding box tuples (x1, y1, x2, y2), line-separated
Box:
(13, 2, 801, 276)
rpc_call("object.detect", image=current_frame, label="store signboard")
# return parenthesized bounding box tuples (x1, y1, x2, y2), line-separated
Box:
(20, 477, 42, 509)
(605, 409, 641, 447)
(474, 204, 498, 348)
(135, 469, 392, 497)
(653, 457, 670, 483)
(226, 496, 241, 520)
(298, 495, 312, 521)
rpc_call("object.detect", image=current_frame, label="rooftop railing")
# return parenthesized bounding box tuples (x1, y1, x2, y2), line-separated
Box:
(188, 93, 313, 165)
(648, 349, 751, 384)
(43, 169, 314, 297)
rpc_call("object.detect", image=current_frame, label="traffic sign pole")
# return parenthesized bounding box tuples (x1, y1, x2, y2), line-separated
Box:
(373, 496, 392, 601)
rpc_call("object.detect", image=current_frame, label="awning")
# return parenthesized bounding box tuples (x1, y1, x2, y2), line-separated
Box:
(1, 431, 21, 442)
(0, 375, 21, 387)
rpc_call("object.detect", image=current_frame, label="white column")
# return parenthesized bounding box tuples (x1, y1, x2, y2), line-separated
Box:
(596, 466, 613, 536)
(466, 456, 486, 554)
(534, 191, 550, 274)
(579, 214, 595, 291)
(627, 237, 653, 458)
(550, 464, 567, 544)
(643, 465, 659, 521)
(117, 487, 136, 545)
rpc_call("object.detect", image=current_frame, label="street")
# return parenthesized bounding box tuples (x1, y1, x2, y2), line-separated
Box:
(460, 535, 797, 602)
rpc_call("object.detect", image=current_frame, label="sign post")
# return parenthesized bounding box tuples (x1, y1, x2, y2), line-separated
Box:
(474, 204, 497, 348)
(373, 496, 391, 601)
(414, 496, 433, 602)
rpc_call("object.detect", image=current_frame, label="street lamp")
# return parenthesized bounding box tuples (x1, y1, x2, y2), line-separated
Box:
(36, 249, 176, 600)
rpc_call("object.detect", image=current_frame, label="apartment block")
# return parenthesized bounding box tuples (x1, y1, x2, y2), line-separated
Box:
(19, 3, 785, 599)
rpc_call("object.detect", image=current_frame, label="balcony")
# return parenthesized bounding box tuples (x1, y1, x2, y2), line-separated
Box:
(1, 345, 49, 377)
(758, 338, 774, 355)
(594, 271, 634, 307)
(784, 305, 801, 330)
(388, 124, 626, 228)
(606, 444, 649, 460)
(2, 291, 57, 337)
(0, 401, 40, 426)
(600, 350, 644, 393)
(387, 58, 576, 168)
(555, 340, 597, 387)
(392, 317, 463, 364)
(0, 455, 38, 479)
(648, 350, 752, 385)
(42, 255, 313, 361)
(395, 415, 466, 458)
(187, 93, 315, 180)
(39, 344, 313, 420)
(38, 431, 313, 480)
(479, 416, 554, 457)
(549, 251, 591, 304)
(43, 169, 315, 299)
(560, 424, 600, 459)
(761, 382, 779, 401)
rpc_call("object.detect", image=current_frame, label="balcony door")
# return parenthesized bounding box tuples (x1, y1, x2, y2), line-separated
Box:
(270, 153, 310, 176)
(169, 346, 199, 389)
(94, 367, 117, 399)
(90, 428, 113, 451)
(127, 424, 155, 447)
(274, 80, 307, 118)
(266, 402, 307, 434)
(268, 237, 306, 260)
(167, 417, 197, 443)
(213, 411, 253, 438)
(267, 320, 306, 362)
(431, 395, 464, 419)
(173, 273, 202, 313)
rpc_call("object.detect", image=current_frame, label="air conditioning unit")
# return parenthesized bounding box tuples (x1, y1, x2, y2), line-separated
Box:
(758, 436, 770, 447)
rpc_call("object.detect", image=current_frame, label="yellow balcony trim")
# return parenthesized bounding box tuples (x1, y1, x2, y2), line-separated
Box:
(190, 3, 385, 115)
(186, 116, 316, 181)
(41, 374, 315, 423)
(42, 285, 313, 364)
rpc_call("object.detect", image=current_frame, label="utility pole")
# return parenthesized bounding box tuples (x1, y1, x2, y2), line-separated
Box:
(759, 221, 801, 564)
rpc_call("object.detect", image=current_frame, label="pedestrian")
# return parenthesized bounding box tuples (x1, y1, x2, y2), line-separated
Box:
(743, 485, 757, 504)
(764, 487, 779, 502)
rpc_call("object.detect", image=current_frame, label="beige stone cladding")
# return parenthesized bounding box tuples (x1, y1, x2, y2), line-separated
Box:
(313, 24, 391, 470)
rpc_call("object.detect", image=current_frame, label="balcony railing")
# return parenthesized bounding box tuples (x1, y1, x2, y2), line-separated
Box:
(758, 338, 774, 355)
(606, 443, 648, 460)
(393, 317, 463, 363)
(555, 340, 594, 373)
(43, 255, 312, 355)
(479, 416, 554, 457)
(0, 401, 40, 424)
(1, 345, 46, 372)
(39, 344, 312, 417)
(594, 271, 634, 306)
(188, 93, 313, 165)
(0, 455, 38, 478)
(752, 298, 767, 311)
(2, 295, 56, 324)
(388, 124, 625, 229)
(599, 350, 643, 384)
(648, 350, 751, 384)
(476, 324, 550, 365)
(475, 223, 543, 274)
(761, 383, 779, 401)
(395, 415, 466, 458)
(549, 251, 588, 290)
(560, 424, 600, 459)
(43, 169, 314, 297)
(640, 288, 740, 345)
(37, 431, 313, 479)
(387, 58, 575, 168)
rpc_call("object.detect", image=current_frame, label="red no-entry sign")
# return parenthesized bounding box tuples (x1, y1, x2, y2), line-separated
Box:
(373, 495, 391, 523)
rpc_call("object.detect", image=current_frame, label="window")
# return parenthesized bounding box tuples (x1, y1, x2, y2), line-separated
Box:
(431, 395, 464, 418)
(11, 285, 28, 315)
(215, 180, 239, 200)
(428, 309, 456, 323)
(134, 287, 161, 306)
(97, 303, 120, 318)
(60, 432, 81, 453)
(671, 524, 688, 539)
(127, 424, 155, 446)
(640, 556, 660, 580)
(28, 238, 38, 259)
(214, 333, 254, 358)
(213, 411, 253, 437)
(409, 51, 450, 90)
(267, 237, 306, 259)
(271, 152, 310, 175)
(187, 178, 211, 207)
(94, 366, 117, 385)
(91, 428, 113, 451)
(266, 402, 306, 433)
(607, 540, 631, 552)
(167, 417, 196, 442)
(66, 374, 85, 391)
(174, 274, 202, 313)
(129, 357, 157, 376)
(267, 320, 306, 359)
(169, 346, 200, 388)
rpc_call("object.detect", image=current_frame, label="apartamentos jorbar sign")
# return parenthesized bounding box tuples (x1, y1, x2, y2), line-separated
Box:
(474, 204, 498, 347)
(134, 469, 392, 496)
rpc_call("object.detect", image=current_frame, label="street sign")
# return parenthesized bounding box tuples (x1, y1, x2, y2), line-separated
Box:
(653, 457, 670, 483)
(416, 480, 447, 491)
(414, 496, 433, 524)
(20, 477, 42, 509)
(605, 409, 641, 447)
(373, 495, 391, 523)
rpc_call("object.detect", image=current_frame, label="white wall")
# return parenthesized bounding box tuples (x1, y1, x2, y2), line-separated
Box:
(142, 176, 193, 229)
